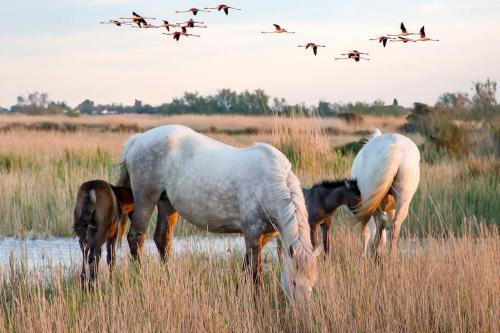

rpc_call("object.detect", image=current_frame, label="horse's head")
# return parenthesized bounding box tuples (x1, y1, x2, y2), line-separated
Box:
(344, 179, 362, 209)
(280, 245, 321, 305)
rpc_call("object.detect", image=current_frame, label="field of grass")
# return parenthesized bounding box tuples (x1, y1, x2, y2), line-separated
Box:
(1, 225, 498, 332)
(0, 113, 498, 332)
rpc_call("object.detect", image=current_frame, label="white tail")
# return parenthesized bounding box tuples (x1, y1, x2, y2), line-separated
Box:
(355, 144, 402, 221)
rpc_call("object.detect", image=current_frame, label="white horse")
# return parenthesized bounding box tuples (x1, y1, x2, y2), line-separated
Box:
(117, 125, 319, 303)
(351, 130, 420, 257)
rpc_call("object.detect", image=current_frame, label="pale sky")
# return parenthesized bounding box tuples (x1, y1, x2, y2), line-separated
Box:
(1, 0, 499, 108)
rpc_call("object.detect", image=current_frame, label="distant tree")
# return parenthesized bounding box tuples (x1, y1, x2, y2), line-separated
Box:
(472, 78, 497, 113)
(77, 99, 95, 114)
(392, 98, 399, 107)
(12, 92, 63, 115)
(316, 101, 333, 116)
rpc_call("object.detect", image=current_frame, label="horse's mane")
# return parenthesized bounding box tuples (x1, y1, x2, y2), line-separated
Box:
(363, 128, 382, 144)
(265, 147, 315, 277)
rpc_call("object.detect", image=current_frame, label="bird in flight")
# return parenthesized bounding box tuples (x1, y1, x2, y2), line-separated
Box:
(177, 19, 207, 29)
(119, 12, 155, 28)
(175, 8, 211, 16)
(416, 26, 440, 42)
(204, 4, 242, 15)
(335, 50, 370, 62)
(163, 27, 200, 41)
(390, 36, 417, 43)
(261, 24, 295, 34)
(369, 36, 396, 47)
(99, 20, 131, 27)
(298, 43, 326, 56)
(388, 22, 418, 37)
(153, 20, 179, 32)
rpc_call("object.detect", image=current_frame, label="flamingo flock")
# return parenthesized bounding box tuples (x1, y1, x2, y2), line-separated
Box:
(102, 8, 440, 61)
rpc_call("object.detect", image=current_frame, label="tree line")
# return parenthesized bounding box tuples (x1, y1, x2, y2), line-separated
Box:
(1, 79, 497, 119)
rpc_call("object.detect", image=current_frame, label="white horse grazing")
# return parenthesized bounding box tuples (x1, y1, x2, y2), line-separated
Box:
(351, 130, 420, 257)
(117, 125, 319, 303)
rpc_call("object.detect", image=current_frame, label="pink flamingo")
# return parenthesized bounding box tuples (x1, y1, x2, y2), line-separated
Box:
(298, 43, 326, 56)
(204, 4, 242, 15)
(335, 50, 370, 62)
(99, 20, 131, 27)
(261, 24, 295, 34)
(388, 22, 418, 37)
(175, 8, 210, 16)
(369, 36, 396, 48)
(163, 27, 200, 41)
(416, 26, 439, 42)
(119, 12, 155, 28)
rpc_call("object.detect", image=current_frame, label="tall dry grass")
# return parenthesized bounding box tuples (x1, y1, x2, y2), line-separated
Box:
(1, 225, 498, 332)
(0, 115, 498, 237)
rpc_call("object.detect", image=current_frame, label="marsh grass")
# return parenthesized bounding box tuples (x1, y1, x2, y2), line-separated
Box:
(1, 225, 498, 332)
(0, 115, 498, 238)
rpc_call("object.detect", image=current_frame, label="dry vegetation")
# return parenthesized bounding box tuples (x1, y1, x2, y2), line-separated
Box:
(1, 226, 498, 332)
(0, 113, 498, 332)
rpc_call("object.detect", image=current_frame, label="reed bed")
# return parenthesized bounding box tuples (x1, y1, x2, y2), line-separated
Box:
(0, 116, 498, 237)
(1, 225, 498, 332)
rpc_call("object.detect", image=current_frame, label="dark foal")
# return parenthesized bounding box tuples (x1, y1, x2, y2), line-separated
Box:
(73, 180, 134, 285)
(302, 179, 360, 253)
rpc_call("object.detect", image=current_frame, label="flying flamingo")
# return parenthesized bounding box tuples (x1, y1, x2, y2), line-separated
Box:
(390, 36, 417, 43)
(204, 4, 242, 15)
(335, 50, 370, 62)
(163, 27, 200, 41)
(369, 36, 396, 48)
(177, 18, 207, 28)
(99, 20, 131, 27)
(388, 22, 418, 37)
(119, 12, 155, 28)
(154, 20, 179, 31)
(416, 26, 439, 42)
(175, 8, 210, 16)
(261, 24, 295, 34)
(298, 43, 326, 56)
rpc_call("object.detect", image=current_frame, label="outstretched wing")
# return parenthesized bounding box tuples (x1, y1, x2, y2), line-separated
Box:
(400, 22, 407, 33)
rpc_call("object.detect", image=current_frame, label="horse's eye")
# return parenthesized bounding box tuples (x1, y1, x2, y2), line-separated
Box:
(292, 281, 297, 287)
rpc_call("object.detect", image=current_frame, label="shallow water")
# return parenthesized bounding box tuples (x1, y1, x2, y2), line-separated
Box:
(0, 236, 277, 272)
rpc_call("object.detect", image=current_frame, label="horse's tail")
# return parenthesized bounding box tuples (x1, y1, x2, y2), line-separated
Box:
(355, 144, 402, 221)
(116, 134, 140, 188)
(73, 188, 96, 239)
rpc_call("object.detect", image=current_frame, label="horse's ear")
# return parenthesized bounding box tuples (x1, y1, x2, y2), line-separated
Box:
(344, 180, 351, 189)
(289, 245, 294, 258)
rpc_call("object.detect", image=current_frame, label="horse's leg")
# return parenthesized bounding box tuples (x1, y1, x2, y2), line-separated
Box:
(373, 211, 387, 262)
(310, 223, 320, 249)
(362, 219, 372, 257)
(106, 231, 118, 279)
(242, 234, 263, 285)
(390, 202, 409, 257)
(321, 221, 331, 254)
(79, 239, 88, 285)
(128, 196, 156, 263)
(88, 242, 102, 284)
(153, 199, 178, 263)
